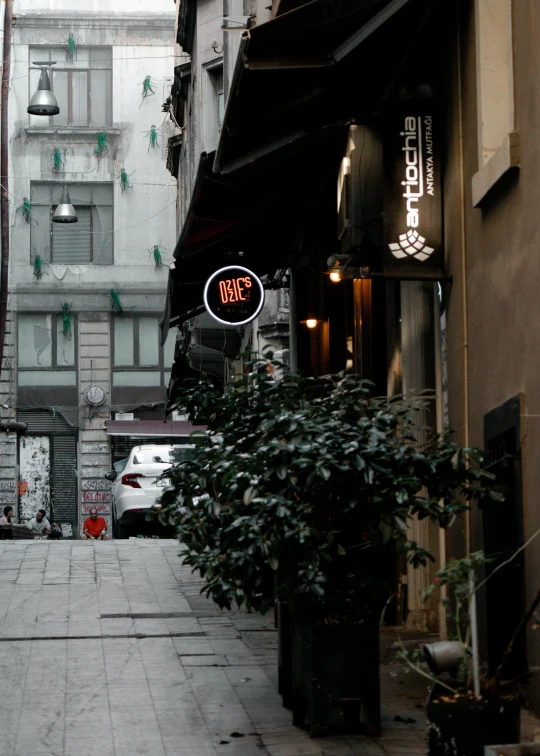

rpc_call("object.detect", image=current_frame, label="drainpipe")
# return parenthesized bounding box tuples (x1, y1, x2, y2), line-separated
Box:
(288, 268, 298, 372)
(456, 2, 471, 555)
(434, 285, 448, 640)
(0, 0, 13, 377)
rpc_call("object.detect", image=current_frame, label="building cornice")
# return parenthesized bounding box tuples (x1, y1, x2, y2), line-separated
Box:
(13, 12, 176, 31)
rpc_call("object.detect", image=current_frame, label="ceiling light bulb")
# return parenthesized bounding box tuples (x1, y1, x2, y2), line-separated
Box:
(329, 270, 341, 283)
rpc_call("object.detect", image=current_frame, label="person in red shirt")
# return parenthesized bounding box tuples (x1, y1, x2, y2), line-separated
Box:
(82, 507, 109, 540)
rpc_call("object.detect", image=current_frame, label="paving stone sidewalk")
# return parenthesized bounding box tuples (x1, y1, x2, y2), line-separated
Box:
(0, 540, 428, 756)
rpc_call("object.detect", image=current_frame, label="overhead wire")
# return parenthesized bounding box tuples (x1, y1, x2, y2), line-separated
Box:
(0, 182, 176, 237)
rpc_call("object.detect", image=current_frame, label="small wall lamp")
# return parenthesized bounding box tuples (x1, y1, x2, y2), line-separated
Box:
(300, 314, 320, 329)
(329, 268, 342, 283)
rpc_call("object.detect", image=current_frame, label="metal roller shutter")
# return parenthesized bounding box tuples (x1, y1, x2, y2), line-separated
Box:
(52, 207, 92, 264)
(52, 436, 77, 531)
(18, 409, 78, 433)
(111, 436, 135, 464)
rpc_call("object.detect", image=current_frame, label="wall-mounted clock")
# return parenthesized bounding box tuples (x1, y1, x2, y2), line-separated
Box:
(85, 384, 106, 407)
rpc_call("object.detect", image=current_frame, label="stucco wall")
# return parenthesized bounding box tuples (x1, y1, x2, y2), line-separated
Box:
(444, 0, 540, 706)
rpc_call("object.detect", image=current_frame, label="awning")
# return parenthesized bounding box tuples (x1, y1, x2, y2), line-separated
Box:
(105, 420, 207, 438)
(214, 0, 436, 174)
(161, 0, 438, 335)
(160, 126, 347, 335)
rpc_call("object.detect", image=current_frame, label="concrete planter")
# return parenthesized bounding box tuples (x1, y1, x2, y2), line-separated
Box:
(427, 684, 520, 756)
(291, 621, 380, 738)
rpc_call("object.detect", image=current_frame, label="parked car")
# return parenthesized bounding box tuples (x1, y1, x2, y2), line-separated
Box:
(105, 444, 195, 538)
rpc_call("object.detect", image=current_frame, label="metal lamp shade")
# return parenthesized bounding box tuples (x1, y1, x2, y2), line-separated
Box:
(27, 69, 60, 116)
(423, 641, 466, 675)
(53, 186, 78, 224)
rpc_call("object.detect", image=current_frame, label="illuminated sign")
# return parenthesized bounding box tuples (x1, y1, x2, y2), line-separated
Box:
(203, 266, 265, 326)
(384, 103, 444, 279)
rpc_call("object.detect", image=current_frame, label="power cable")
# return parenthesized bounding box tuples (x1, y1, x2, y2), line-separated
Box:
(0, 182, 176, 236)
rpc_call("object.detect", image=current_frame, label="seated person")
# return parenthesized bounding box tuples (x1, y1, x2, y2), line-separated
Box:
(0, 505, 14, 524)
(82, 508, 109, 540)
(27, 509, 51, 536)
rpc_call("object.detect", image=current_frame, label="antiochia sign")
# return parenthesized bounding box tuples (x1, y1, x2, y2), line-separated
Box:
(384, 103, 444, 279)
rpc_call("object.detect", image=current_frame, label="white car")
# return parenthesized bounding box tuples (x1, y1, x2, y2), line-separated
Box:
(106, 444, 194, 538)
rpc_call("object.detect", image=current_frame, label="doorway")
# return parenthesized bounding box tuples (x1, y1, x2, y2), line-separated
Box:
(483, 396, 526, 677)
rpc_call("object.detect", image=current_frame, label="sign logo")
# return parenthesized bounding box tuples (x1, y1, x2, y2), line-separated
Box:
(384, 106, 443, 279)
(389, 230, 434, 262)
(204, 265, 264, 326)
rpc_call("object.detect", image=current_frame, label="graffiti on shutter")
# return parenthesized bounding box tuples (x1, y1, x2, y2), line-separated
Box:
(19, 436, 51, 520)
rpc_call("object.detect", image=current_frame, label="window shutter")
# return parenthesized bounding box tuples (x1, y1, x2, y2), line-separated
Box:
(92, 205, 113, 264)
(52, 207, 92, 264)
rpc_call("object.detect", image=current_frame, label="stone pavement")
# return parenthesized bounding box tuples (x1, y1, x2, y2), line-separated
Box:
(0, 540, 428, 756)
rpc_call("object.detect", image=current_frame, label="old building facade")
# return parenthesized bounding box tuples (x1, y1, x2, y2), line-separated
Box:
(163, 0, 290, 392)
(0, 0, 178, 536)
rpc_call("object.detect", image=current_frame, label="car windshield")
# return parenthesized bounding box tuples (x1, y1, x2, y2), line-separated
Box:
(132, 448, 195, 465)
(113, 458, 128, 473)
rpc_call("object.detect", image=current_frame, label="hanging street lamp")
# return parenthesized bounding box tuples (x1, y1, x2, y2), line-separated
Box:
(53, 185, 78, 223)
(27, 62, 59, 116)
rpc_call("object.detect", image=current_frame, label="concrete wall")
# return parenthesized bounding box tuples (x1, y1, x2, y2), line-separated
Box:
(444, 0, 540, 708)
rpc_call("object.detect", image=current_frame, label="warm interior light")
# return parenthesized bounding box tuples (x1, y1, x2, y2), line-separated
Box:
(305, 318, 318, 329)
(329, 270, 341, 283)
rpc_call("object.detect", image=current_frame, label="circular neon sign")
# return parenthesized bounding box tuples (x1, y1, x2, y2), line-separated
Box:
(203, 265, 265, 326)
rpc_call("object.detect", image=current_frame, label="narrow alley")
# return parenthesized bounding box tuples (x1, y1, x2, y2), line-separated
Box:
(0, 541, 427, 756)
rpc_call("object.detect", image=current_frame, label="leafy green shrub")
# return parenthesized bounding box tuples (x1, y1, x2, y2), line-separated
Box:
(155, 355, 500, 622)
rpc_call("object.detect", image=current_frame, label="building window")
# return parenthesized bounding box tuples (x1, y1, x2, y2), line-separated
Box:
(18, 313, 77, 387)
(202, 61, 224, 153)
(112, 316, 176, 387)
(29, 47, 112, 127)
(475, 0, 514, 167)
(30, 183, 114, 265)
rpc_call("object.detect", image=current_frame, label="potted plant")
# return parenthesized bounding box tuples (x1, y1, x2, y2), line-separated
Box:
(154, 354, 499, 737)
(398, 552, 539, 756)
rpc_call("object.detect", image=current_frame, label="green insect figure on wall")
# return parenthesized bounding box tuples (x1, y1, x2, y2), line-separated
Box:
(142, 125, 160, 151)
(65, 33, 77, 64)
(94, 132, 110, 160)
(148, 244, 167, 268)
(109, 289, 123, 313)
(117, 168, 133, 193)
(17, 197, 32, 224)
(61, 303, 73, 340)
(33, 254, 43, 279)
(51, 147, 64, 173)
(139, 75, 156, 108)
